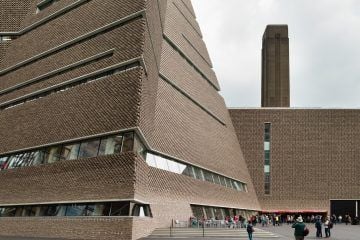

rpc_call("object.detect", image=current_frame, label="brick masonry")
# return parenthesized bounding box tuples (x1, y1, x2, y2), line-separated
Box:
(0, 0, 261, 239)
(230, 108, 360, 212)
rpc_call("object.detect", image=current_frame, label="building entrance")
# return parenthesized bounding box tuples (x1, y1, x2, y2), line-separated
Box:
(330, 200, 359, 218)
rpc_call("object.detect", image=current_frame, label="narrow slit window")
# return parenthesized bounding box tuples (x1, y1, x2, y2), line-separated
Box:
(36, 0, 60, 13)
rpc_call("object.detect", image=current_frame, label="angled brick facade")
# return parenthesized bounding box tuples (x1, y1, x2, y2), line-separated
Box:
(0, 0, 260, 239)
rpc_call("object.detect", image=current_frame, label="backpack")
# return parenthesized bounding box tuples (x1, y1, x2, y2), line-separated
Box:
(247, 225, 254, 233)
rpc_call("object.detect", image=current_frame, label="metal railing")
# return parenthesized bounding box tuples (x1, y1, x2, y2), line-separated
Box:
(167, 219, 248, 237)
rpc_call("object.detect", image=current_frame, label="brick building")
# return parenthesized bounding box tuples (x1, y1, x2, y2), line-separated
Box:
(230, 25, 360, 219)
(0, 0, 260, 239)
(230, 108, 360, 217)
(1, 1, 358, 239)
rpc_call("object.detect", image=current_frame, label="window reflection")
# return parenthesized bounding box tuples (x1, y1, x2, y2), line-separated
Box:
(98, 135, 123, 156)
(0, 157, 9, 170)
(61, 143, 80, 160)
(78, 139, 100, 159)
(0, 131, 143, 172)
(145, 153, 247, 192)
(45, 146, 62, 164)
(122, 132, 134, 152)
(40, 205, 66, 217)
(65, 204, 87, 216)
(132, 204, 152, 217)
(194, 168, 204, 180)
(110, 202, 130, 216)
(23, 206, 37, 217)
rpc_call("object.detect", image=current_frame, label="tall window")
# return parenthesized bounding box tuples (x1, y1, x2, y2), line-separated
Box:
(264, 123, 271, 195)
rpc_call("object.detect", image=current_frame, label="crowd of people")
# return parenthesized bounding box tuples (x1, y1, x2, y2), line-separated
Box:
(189, 212, 358, 240)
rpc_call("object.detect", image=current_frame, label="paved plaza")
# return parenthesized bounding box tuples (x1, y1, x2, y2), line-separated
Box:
(260, 223, 360, 240)
(142, 224, 360, 240)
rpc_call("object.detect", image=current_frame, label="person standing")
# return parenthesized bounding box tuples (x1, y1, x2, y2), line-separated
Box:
(292, 216, 306, 240)
(246, 221, 254, 240)
(324, 217, 331, 238)
(315, 217, 322, 238)
(338, 215, 342, 224)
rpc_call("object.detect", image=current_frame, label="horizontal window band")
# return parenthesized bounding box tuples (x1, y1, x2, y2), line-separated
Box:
(0, 199, 149, 207)
(163, 34, 220, 91)
(146, 152, 247, 192)
(159, 73, 226, 126)
(172, 2, 203, 38)
(0, 49, 114, 96)
(148, 148, 248, 186)
(190, 203, 259, 212)
(0, 10, 145, 76)
(0, 131, 147, 178)
(0, 57, 144, 110)
(0, 200, 152, 218)
(0, 0, 91, 36)
(0, 127, 140, 157)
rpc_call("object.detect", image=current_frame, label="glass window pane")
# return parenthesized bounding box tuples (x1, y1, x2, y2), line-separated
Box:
(232, 181, 241, 191)
(225, 178, 233, 188)
(0, 207, 16, 217)
(134, 135, 146, 159)
(15, 207, 23, 217)
(178, 162, 187, 175)
(213, 175, 221, 185)
(167, 160, 180, 174)
(19, 152, 32, 167)
(265, 151, 270, 160)
(0, 156, 9, 170)
(78, 139, 100, 159)
(181, 165, 191, 177)
(191, 205, 204, 219)
(98, 135, 123, 156)
(264, 142, 270, 151)
(213, 207, 224, 220)
(40, 205, 66, 216)
(220, 176, 227, 187)
(30, 151, 46, 166)
(205, 207, 214, 219)
(203, 170, 214, 183)
(23, 206, 38, 217)
(61, 143, 80, 160)
(145, 153, 157, 168)
(7, 154, 24, 169)
(65, 204, 87, 216)
(194, 167, 204, 180)
(110, 202, 130, 216)
(122, 132, 134, 152)
(264, 165, 270, 173)
(44, 146, 62, 164)
(155, 156, 168, 171)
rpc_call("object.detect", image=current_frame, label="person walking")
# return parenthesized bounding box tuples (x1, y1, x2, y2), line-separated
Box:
(292, 216, 306, 240)
(315, 217, 322, 238)
(246, 221, 254, 240)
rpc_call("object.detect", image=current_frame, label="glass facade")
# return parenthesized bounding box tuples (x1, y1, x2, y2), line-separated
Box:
(190, 204, 257, 220)
(0, 131, 146, 171)
(264, 123, 271, 195)
(0, 201, 151, 218)
(146, 153, 247, 192)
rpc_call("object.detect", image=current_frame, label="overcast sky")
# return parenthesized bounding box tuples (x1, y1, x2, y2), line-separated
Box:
(192, 0, 360, 108)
